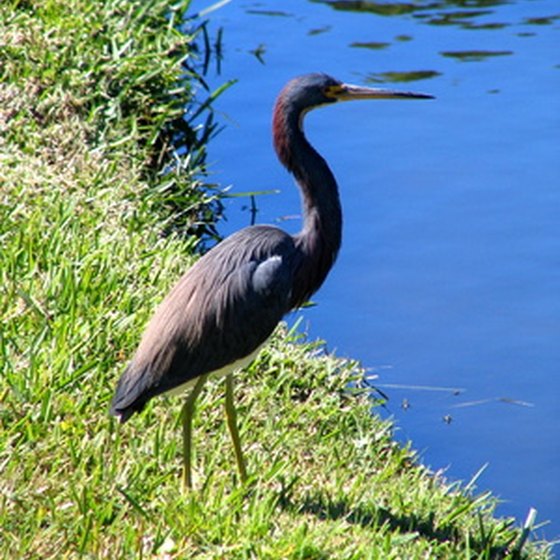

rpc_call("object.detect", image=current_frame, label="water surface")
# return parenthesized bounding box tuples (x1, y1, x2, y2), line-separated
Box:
(203, 0, 560, 544)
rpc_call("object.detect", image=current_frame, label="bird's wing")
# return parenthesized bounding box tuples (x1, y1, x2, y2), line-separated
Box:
(110, 227, 297, 420)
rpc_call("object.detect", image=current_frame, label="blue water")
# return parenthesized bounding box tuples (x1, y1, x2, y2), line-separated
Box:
(201, 0, 560, 545)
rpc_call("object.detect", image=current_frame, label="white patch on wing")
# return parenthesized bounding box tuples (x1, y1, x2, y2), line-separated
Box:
(164, 343, 267, 397)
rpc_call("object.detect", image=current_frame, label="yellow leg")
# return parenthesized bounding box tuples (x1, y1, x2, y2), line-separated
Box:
(225, 373, 248, 483)
(181, 374, 208, 491)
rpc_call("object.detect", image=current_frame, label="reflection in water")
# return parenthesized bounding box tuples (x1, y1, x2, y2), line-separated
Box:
(434, 9, 492, 18)
(460, 22, 509, 30)
(351, 41, 391, 50)
(308, 25, 333, 35)
(246, 9, 293, 17)
(441, 50, 513, 62)
(365, 70, 441, 83)
(311, 0, 560, 31)
(310, 1, 423, 17)
(311, 0, 510, 18)
(423, 9, 492, 24)
(423, 10, 509, 29)
(523, 14, 560, 25)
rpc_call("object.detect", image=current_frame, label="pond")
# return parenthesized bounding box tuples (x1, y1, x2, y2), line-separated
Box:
(202, 0, 560, 545)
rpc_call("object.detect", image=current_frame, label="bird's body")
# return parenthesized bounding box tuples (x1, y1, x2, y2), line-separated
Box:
(111, 225, 298, 421)
(111, 75, 345, 423)
(110, 73, 432, 487)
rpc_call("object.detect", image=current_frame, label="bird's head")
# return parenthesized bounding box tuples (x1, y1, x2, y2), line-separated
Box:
(273, 73, 433, 174)
(279, 73, 434, 114)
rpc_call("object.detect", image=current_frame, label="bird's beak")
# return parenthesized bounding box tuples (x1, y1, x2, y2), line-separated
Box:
(327, 83, 434, 101)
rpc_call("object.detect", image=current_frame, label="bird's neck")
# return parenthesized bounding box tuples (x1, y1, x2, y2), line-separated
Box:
(273, 103, 342, 307)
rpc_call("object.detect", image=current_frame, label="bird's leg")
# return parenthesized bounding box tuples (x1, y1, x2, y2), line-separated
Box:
(224, 373, 248, 484)
(181, 374, 208, 491)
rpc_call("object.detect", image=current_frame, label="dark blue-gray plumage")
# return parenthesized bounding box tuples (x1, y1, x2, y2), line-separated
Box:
(110, 73, 433, 488)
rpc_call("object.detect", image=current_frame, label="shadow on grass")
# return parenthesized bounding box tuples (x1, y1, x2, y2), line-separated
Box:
(278, 490, 518, 560)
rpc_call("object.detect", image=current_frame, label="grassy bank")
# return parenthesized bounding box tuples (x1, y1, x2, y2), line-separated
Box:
(0, 0, 552, 558)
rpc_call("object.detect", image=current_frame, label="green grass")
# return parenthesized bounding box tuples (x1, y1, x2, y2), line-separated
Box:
(0, 0, 553, 558)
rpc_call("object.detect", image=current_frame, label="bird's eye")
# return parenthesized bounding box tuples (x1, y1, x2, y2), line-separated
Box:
(324, 84, 346, 99)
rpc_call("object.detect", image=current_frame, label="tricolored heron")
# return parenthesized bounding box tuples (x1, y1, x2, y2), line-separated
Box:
(110, 73, 432, 489)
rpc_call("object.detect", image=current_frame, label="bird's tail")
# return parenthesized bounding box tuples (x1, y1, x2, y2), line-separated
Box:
(109, 361, 153, 423)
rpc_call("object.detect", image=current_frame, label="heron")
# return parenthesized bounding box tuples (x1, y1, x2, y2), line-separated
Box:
(110, 73, 432, 489)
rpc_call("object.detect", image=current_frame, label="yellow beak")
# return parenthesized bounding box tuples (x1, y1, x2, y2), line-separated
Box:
(328, 83, 434, 101)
